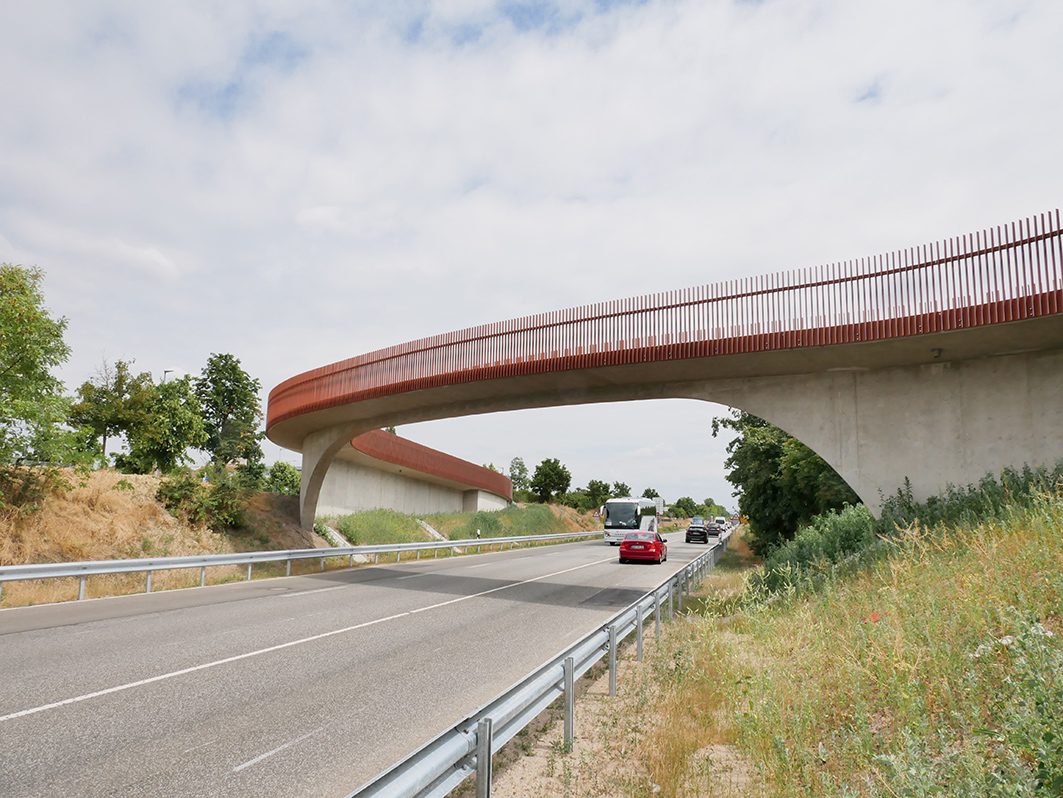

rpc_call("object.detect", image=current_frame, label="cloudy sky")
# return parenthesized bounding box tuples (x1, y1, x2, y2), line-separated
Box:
(2, 0, 1061, 507)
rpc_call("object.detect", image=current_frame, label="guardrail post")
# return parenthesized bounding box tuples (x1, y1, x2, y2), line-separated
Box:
(636, 605, 644, 662)
(476, 717, 493, 798)
(434, 547, 439, 558)
(667, 583, 673, 620)
(416, 550, 421, 560)
(78, 576, 87, 601)
(0, 583, 3, 604)
(286, 560, 292, 577)
(145, 570, 152, 593)
(349, 554, 354, 567)
(608, 624, 618, 697)
(396, 551, 401, 563)
(246, 563, 253, 582)
(563, 656, 575, 750)
(200, 566, 207, 586)
(655, 593, 662, 638)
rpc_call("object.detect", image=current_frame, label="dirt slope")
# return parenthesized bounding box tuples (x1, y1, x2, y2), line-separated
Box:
(0, 469, 327, 607)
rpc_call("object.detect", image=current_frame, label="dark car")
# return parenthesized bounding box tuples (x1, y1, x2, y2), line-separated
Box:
(685, 524, 709, 544)
(619, 532, 668, 564)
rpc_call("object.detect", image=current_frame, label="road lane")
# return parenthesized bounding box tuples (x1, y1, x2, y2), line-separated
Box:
(0, 536, 713, 797)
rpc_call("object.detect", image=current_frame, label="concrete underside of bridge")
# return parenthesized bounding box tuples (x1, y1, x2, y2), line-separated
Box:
(275, 316, 1063, 528)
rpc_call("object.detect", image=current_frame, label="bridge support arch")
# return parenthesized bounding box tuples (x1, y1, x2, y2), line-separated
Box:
(300, 424, 366, 530)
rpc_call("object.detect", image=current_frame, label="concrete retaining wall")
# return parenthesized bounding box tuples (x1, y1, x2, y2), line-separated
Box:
(318, 458, 510, 517)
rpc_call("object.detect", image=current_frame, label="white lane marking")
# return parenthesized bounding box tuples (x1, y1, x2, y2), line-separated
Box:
(395, 573, 428, 581)
(0, 556, 614, 723)
(463, 562, 496, 569)
(232, 726, 324, 773)
(277, 586, 347, 599)
(182, 738, 218, 754)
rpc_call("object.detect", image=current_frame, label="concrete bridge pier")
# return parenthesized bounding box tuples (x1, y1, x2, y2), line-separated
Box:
(685, 347, 1063, 514)
(300, 424, 366, 530)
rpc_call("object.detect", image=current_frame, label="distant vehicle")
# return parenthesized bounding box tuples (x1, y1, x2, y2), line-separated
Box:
(685, 523, 709, 544)
(618, 531, 668, 564)
(713, 516, 727, 528)
(690, 515, 705, 527)
(602, 497, 658, 545)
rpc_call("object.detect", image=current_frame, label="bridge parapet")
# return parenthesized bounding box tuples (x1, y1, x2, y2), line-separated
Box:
(269, 211, 1061, 440)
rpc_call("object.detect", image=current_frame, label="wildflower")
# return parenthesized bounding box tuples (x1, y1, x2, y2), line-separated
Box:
(999, 635, 1015, 647)
(865, 611, 881, 624)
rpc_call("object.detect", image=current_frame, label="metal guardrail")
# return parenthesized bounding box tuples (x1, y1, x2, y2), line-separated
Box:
(351, 530, 733, 798)
(0, 531, 603, 603)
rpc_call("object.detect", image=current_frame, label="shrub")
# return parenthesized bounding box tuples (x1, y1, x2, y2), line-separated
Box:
(157, 468, 248, 530)
(737, 461, 1063, 607)
(264, 461, 301, 496)
(0, 466, 67, 516)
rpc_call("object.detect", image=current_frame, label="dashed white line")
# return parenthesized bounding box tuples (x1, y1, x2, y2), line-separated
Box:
(0, 556, 614, 724)
(232, 726, 324, 773)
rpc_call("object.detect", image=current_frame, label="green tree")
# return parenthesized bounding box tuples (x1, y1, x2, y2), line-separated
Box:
(559, 488, 595, 512)
(508, 457, 530, 492)
(585, 479, 612, 508)
(699, 498, 727, 517)
(641, 487, 660, 499)
(117, 376, 207, 473)
(530, 458, 571, 503)
(612, 481, 631, 498)
(264, 460, 301, 496)
(194, 354, 263, 474)
(670, 496, 699, 518)
(69, 360, 155, 463)
(0, 265, 70, 465)
(712, 410, 859, 554)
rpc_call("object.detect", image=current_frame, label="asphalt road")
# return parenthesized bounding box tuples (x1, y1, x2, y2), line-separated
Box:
(0, 535, 710, 797)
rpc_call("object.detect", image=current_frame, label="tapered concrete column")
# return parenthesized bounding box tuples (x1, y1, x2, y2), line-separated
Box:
(299, 424, 366, 529)
(683, 348, 1063, 513)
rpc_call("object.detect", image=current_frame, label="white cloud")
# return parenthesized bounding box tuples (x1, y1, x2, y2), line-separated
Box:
(1, 0, 1061, 504)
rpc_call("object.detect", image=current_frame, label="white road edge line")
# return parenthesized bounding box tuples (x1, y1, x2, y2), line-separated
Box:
(232, 726, 324, 773)
(0, 555, 615, 723)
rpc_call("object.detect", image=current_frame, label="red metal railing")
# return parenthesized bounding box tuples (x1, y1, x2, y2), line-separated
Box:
(268, 210, 1063, 432)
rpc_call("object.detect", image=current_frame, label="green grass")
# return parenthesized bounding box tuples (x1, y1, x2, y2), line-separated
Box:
(629, 493, 1063, 797)
(425, 504, 576, 540)
(323, 503, 595, 546)
(324, 508, 427, 546)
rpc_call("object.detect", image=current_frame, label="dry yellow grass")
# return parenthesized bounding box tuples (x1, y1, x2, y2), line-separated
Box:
(0, 469, 325, 608)
(489, 527, 764, 798)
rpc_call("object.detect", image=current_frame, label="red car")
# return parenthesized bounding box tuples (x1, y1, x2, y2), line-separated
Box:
(619, 532, 668, 564)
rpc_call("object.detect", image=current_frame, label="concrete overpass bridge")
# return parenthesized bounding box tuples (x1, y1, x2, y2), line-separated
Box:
(267, 210, 1063, 529)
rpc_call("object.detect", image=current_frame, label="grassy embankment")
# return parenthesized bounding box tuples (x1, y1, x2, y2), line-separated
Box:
(539, 469, 1063, 797)
(323, 503, 598, 551)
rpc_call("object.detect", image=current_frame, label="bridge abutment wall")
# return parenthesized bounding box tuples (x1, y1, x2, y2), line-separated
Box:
(688, 348, 1063, 512)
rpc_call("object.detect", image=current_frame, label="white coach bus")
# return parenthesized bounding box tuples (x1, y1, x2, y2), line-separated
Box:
(602, 497, 658, 545)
